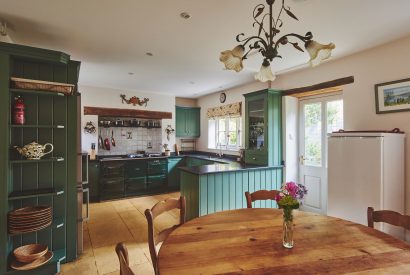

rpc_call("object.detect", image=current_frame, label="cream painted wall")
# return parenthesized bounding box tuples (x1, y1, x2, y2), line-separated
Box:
(80, 85, 176, 154)
(196, 82, 268, 155)
(175, 97, 197, 107)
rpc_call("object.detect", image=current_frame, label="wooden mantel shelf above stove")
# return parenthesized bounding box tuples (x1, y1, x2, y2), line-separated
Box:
(84, 106, 172, 119)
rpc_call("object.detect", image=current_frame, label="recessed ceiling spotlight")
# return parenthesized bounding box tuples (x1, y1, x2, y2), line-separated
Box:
(128, 72, 134, 75)
(146, 52, 153, 56)
(180, 12, 191, 20)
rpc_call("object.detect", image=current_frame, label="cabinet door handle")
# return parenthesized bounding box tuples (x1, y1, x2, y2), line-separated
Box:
(82, 188, 90, 221)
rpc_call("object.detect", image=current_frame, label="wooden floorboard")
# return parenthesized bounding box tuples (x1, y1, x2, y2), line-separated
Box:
(60, 191, 180, 275)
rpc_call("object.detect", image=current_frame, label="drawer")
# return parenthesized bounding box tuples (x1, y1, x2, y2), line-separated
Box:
(125, 177, 146, 193)
(125, 161, 147, 178)
(147, 160, 167, 175)
(147, 175, 167, 189)
(100, 178, 124, 198)
(245, 150, 268, 166)
(101, 162, 125, 178)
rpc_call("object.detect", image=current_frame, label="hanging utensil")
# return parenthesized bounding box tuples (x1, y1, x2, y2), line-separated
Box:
(98, 127, 103, 149)
(111, 130, 116, 147)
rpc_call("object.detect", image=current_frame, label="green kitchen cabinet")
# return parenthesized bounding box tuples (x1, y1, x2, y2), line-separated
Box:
(125, 159, 147, 195)
(244, 89, 282, 166)
(88, 160, 100, 202)
(176, 106, 200, 137)
(167, 157, 184, 189)
(0, 42, 81, 274)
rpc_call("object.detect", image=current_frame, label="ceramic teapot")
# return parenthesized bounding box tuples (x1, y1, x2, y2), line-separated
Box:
(14, 142, 54, 160)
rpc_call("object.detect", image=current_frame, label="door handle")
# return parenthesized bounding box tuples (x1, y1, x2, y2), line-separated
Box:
(83, 188, 90, 221)
(299, 155, 306, 165)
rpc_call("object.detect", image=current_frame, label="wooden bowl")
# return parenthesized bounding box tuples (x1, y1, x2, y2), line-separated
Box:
(13, 244, 48, 263)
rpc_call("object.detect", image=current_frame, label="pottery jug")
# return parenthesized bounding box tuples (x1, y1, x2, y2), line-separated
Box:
(14, 142, 54, 160)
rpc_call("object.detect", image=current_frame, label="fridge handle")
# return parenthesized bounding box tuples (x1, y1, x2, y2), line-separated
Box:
(83, 188, 90, 221)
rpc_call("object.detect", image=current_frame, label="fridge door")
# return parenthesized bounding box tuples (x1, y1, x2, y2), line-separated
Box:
(328, 136, 382, 226)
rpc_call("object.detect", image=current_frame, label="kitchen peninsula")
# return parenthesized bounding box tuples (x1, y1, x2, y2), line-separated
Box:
(179, 158, 283, 220)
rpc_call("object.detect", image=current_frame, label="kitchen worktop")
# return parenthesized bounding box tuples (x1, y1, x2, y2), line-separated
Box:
(97, 153, 230, 163)
(96, 153, 282, 174)
(179, 162, 283, 175)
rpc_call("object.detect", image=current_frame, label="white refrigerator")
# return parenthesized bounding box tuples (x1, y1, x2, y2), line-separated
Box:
(327, 132, 405, 239)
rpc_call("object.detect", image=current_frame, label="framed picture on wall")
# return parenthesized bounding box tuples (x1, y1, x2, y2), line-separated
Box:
(375, 78, 410, 114)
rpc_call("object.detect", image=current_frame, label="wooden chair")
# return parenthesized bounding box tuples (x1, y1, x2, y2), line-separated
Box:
(115, 242, 135, 275)
(245, 190, 279, 208)
(145, 196, 186, 274)
(367, 207, 410, 230)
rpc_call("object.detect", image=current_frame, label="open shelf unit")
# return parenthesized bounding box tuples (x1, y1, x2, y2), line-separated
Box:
(0, 42, 80, 274)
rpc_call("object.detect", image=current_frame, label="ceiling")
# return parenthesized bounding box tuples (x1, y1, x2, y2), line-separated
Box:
(1, 0, 410, 98)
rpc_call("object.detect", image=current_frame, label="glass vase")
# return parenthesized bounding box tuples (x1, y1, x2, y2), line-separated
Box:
(282, 208, 294, 248)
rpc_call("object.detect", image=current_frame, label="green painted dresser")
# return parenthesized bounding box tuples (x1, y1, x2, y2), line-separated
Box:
(0, 42, 80, 275)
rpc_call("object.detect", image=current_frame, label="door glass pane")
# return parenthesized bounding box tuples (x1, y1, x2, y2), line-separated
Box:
(304, 102, 322, 166)
(248, 99, 265, 150)
(327, 100, 343, 133)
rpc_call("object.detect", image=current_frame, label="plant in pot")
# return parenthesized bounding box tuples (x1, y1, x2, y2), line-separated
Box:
(163, 144, 171, 156)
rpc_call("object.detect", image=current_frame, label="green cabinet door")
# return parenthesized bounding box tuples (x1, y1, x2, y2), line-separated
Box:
(176, 106, 187, 137)
(168, 157, 184, 188)
(176, 106, 200, 137)
(88, 160, 100, 202)
(187, 108, 200, 137)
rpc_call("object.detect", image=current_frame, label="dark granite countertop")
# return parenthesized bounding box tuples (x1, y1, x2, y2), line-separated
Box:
(96, 153, 283, 175)
(97, 153, 231, 163)
(179, 162, 284, 175)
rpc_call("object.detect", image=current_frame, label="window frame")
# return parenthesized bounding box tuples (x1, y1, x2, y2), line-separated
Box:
(208, 116, 242, 151)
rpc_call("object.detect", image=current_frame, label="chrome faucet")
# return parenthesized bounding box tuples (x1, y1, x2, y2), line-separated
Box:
(217, 142, 224, 158)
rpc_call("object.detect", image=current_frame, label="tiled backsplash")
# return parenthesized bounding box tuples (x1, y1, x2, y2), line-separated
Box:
(98, 127, 162, 155)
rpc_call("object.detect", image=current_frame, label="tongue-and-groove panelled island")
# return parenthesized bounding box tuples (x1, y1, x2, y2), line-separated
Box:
(179, 157, 283, 221)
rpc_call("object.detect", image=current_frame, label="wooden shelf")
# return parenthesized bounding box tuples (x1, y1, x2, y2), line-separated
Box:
(10, 125, 65, 129)
(8, 188, 64, 200)
(8, 217, 65, 236)
(10, 88, 66, 97)
(10, 157, 64, 164)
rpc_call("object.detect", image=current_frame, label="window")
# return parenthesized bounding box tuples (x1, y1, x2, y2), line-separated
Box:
(208, 117, 241, 150)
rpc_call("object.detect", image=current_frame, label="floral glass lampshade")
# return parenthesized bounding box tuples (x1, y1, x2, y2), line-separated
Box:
(254, 60, 276, 82)
(219, 45, 245, 72)
(305, 40, 336, 67)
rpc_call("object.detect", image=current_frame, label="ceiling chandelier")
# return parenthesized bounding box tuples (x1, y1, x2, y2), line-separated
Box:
(219, 0, 335, 82)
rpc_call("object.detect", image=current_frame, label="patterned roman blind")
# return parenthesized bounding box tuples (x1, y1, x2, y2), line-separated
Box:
(207, 102, 242, 119)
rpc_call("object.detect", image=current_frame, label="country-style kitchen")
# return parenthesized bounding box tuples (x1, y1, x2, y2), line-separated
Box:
(1, 1, 410, 275)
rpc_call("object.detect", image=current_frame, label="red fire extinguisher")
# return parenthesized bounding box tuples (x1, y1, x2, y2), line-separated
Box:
(14, 96, 25, 125)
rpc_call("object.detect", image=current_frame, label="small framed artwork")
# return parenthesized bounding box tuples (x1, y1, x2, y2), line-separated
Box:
(375, 78, 410, 114)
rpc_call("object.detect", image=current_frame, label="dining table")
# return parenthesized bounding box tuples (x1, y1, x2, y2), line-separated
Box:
(158, 208, 410, 274)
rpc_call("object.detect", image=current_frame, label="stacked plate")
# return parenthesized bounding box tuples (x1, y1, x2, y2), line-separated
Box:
(8, 206, 52, 235)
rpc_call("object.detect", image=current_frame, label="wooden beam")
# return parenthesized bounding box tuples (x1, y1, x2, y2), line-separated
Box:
(83, 106, 172, 119)
(281, 76, 354, 96)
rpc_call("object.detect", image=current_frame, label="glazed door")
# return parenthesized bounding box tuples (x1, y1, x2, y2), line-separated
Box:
(299, 95, 343, 214)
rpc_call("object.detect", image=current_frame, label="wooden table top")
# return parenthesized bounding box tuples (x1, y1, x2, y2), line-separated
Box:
(158, 208, 410, 274)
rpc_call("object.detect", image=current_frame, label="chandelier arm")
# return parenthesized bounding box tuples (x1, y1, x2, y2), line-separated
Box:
(273, 0, 285, 29)
(273, 33, 313, 53)
(252, 4, 269, 35)
(237, 35, 269, 50)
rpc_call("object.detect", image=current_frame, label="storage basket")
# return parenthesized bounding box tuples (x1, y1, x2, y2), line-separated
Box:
(11, 77, 75, 95)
